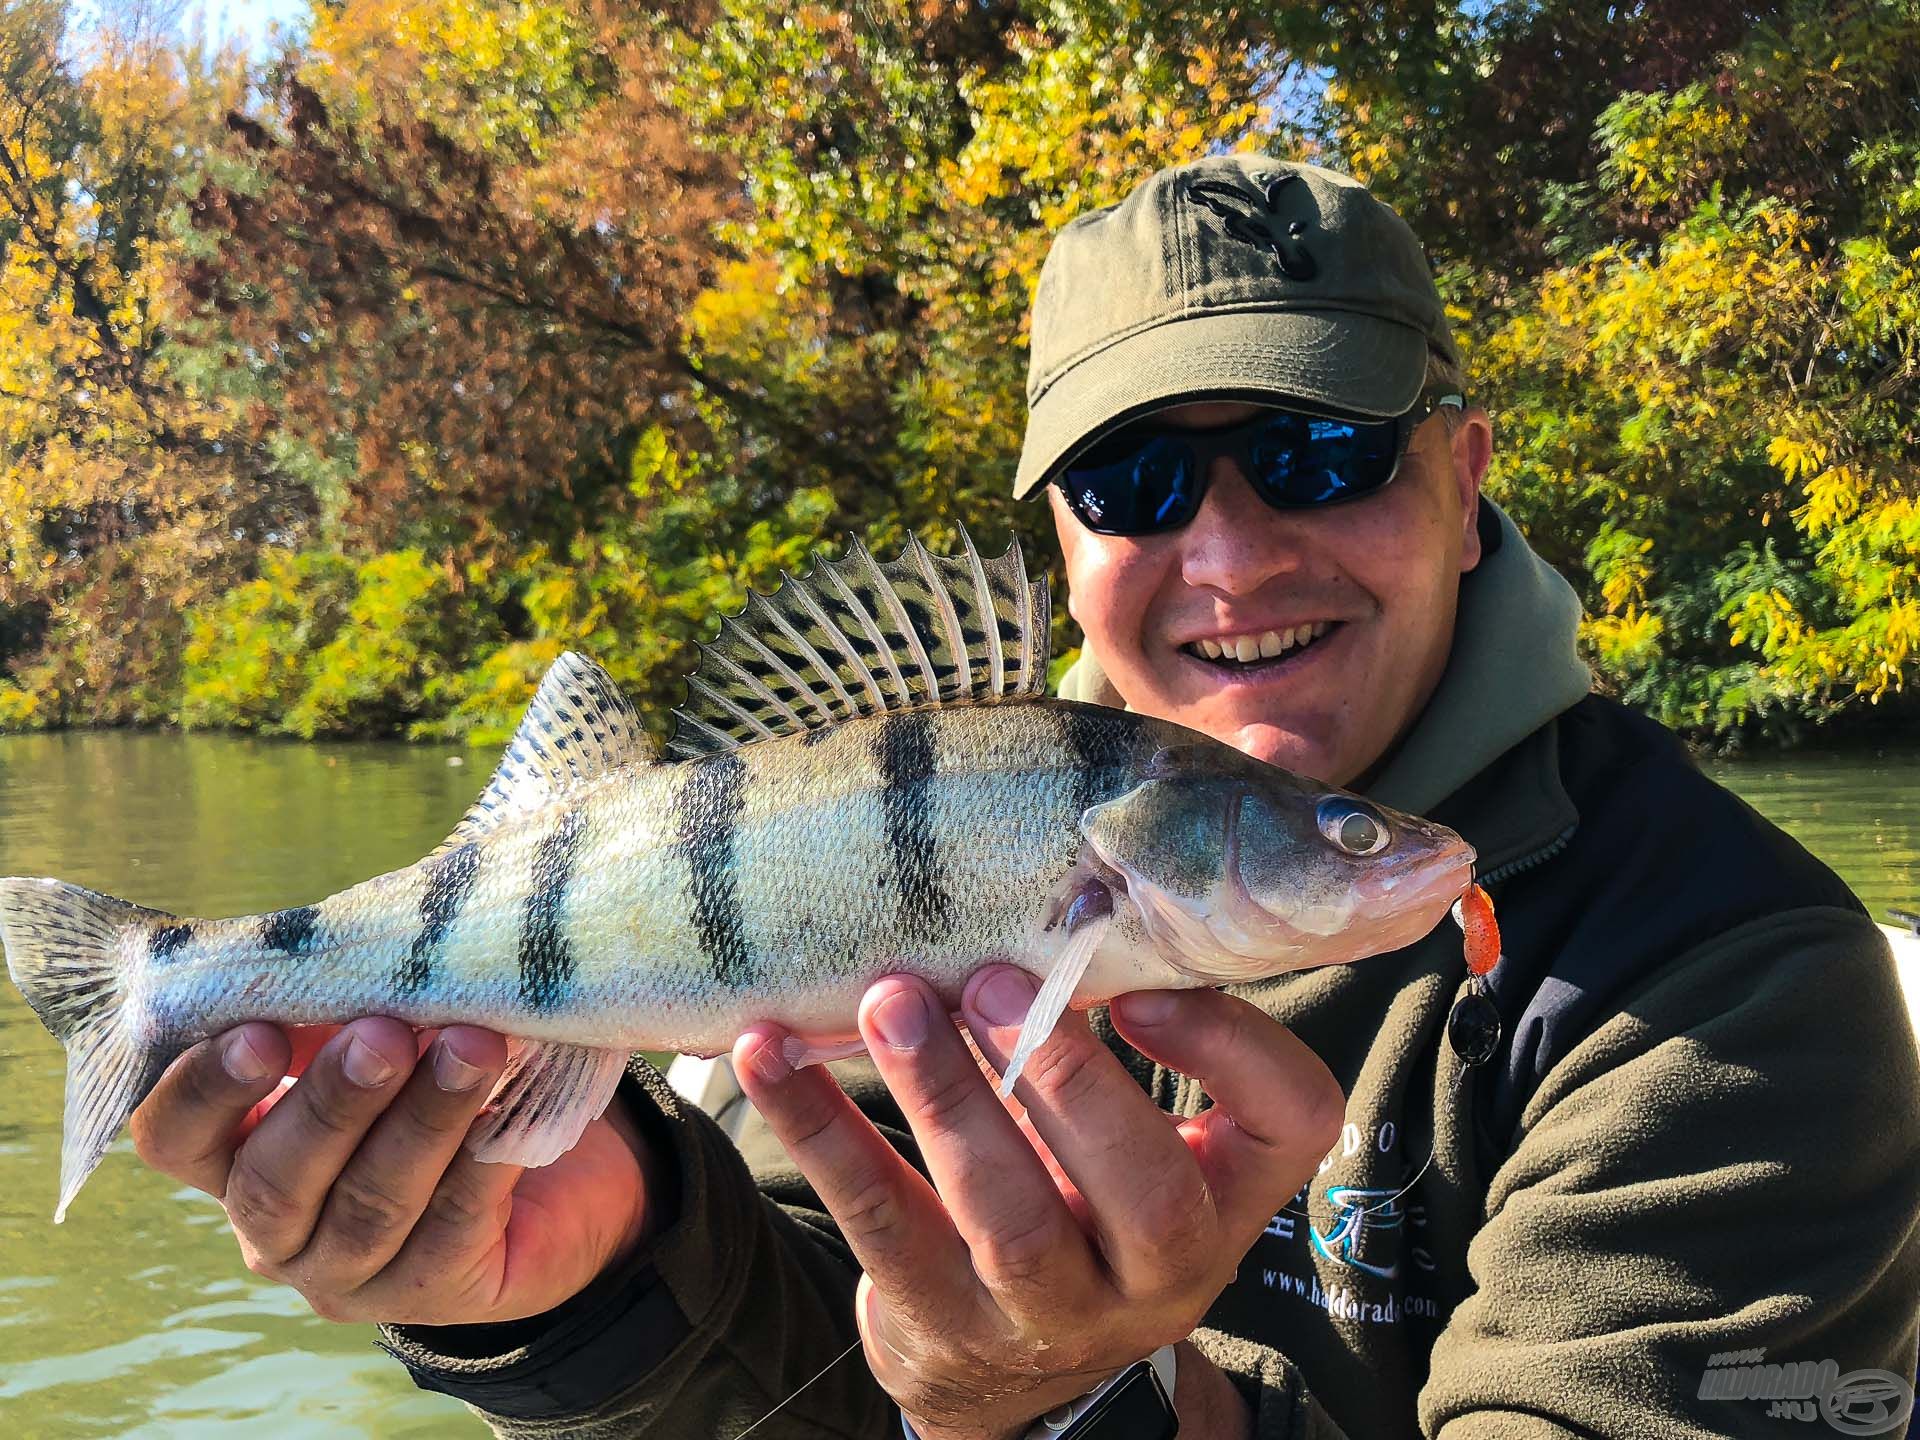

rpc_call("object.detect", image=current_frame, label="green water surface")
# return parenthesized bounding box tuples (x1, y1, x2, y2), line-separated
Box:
(0, 730, 1914, 1436)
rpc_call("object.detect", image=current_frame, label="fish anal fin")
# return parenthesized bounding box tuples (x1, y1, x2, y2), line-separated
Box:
(434, 653, 655, 857)
(666, 526, 1051, 759)
(467, 1039, 629, 1169)
(779, 1033, 868, 1070)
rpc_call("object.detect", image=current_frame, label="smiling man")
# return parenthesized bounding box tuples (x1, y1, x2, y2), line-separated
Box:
(130, 156, 1920, 1439)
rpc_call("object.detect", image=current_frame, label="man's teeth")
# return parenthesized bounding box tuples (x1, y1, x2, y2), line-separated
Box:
(1190, 623, 1332, 664)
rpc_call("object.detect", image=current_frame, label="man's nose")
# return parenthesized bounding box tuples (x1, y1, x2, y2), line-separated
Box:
(1178, 459, 1304, 596)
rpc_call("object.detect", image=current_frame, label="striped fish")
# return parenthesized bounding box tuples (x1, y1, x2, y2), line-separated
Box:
(1, 530, 1474, 1222)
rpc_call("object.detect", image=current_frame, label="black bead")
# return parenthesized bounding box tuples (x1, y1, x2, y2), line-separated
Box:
(1448, 991, 1502, 1068)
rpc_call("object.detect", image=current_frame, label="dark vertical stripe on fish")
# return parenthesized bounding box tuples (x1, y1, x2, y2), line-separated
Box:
(262, 905, 321, 956)
(876, 711, 950, 940)
(674, 752, 750, 986)
(398, 841, 481, 994)
(1054, 702, 1119, 817)
(520, 808, 586, 1010)
(150, 923, 195, 961)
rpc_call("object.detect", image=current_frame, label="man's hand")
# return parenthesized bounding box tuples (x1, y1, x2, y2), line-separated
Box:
(732, 966, 1343, 1440)
(130, 1018, 668, 1327)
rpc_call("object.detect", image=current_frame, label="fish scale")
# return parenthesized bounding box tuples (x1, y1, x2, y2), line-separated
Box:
(0, 529, 1476, 1223)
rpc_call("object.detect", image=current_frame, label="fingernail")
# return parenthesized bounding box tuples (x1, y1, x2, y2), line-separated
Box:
(1114, 990, 1178, 1026)
(973, 968, 1038, 1028)
(433, 1041, 484, 1092)
(223, 1030, 272, 1084)
(749, 1037, 793, 1086)
(871, 987, 929, 1050)
(342, 1034, 397, 1088)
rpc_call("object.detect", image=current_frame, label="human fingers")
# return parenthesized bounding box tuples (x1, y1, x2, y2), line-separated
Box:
(295, 1027, 508, 1289)
(732, 1023, 982, 1324)
(963, 966, 1207, 1298)
(1109, 987, 1344, 1239)
(222, 1017, 420, 1273)
(857, 975, 1106, 1319)
(242, 1025, 345, 1132)
(131, 1023, 292, 1197)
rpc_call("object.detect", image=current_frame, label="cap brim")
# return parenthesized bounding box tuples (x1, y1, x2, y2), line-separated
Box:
(1014, 308, 1430, 500)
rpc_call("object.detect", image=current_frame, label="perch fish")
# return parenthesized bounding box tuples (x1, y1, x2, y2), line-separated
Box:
(2, 530, 1475, 1221)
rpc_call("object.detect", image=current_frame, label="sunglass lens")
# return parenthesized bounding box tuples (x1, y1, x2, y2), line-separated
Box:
(1062, 434, 1196, 534)
(1248, 414, 1401, 506)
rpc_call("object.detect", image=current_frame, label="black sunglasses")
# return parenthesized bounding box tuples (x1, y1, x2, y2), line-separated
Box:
(1050, 392, 1465, 537)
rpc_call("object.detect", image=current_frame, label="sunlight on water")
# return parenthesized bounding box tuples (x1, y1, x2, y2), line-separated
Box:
(0, 730, 1912, 1434)
(1707, 745, 1920, 923)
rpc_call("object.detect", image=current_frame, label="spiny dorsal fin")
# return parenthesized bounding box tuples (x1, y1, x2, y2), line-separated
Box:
(665, 526, 1051, 759)
(434, 652, 655, 855)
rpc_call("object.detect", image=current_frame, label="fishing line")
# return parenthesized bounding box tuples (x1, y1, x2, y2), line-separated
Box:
(730, 1337, 865, 1440)
(1276, 882, 1506, 1226)
(1272, 1047, 1475, 1224)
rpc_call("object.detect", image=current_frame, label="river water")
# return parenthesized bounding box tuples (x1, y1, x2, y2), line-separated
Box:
(0, 730, 1914, 1435)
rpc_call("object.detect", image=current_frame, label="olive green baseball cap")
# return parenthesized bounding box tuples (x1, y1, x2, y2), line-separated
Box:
(1014, 154, 1460, 500)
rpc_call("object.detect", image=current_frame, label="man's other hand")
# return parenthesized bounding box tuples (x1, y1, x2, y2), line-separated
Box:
(130, 1019, 666, 1327)
(733, 969, 1343, 1440)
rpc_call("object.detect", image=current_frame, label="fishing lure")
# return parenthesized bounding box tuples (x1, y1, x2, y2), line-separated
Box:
(1448, 882, 1503, 1066)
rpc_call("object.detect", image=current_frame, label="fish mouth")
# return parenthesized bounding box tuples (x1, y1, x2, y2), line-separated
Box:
(1349, 838, 1478, 951)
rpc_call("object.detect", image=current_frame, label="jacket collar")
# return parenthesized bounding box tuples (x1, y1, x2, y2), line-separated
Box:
(1364, 500, 1588, 876)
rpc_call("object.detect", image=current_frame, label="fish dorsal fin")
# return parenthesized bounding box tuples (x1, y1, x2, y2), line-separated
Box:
(434, 652, 655, 855)
(666, 526, 1051, 759)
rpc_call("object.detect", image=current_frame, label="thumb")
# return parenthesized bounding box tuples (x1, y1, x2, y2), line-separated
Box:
(1108, 987, 1345, 1233)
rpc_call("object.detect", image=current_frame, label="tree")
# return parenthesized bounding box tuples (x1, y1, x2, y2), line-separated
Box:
(0, 0, 278, 724)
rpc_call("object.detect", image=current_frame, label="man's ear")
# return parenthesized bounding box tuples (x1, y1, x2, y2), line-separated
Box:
(1451, 408, 1493, 574)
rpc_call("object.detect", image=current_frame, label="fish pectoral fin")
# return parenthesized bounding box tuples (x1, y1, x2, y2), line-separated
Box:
(467, 1039, 629, 1169)
(994, 903, 1112, 1100)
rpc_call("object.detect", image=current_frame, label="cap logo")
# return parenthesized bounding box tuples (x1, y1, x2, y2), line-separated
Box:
(1183, 171, 1319, 282)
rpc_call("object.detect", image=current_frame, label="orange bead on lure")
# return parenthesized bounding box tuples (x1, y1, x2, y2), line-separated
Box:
(1456, 882, 1501, 976)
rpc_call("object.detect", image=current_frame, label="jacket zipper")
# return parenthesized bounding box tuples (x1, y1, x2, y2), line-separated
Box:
(1477, 822, 1578, 890)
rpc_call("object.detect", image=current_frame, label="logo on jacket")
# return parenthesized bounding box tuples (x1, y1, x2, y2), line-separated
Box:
(1182, 171, 1319, 281)
(1308, 1185, 1404, 1280)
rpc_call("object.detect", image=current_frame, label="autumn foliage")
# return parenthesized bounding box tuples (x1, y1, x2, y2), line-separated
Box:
(2, 0, 1917, 744)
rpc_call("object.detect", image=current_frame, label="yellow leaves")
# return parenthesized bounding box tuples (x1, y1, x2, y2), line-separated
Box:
(1767, 433, 1828, 484)
(308, 0, 594, 155)
(1728, 588, 1811, 657)
(1582, 606, 1664, 670)
(0, 684, 43, 730)
(1769, 434, 1864, 535)
(1599, 537, 1654, 612)
(1795, 462, 1864, 534)
(686, 256, 823, 373)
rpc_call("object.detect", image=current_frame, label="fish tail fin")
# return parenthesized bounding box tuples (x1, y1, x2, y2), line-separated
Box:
(0, 878, 176, 1222)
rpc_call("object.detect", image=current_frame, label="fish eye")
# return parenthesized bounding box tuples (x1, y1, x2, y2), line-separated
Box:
(1317, 798, 1388, 856)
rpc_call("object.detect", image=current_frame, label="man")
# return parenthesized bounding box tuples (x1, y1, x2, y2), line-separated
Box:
(130, 156, 1920, 1438)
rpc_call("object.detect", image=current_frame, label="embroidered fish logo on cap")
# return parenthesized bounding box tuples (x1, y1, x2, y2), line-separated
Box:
(1183, 170, 1319, 281)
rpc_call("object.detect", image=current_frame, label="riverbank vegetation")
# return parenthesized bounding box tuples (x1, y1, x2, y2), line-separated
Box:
(2, 0, 1917, 745)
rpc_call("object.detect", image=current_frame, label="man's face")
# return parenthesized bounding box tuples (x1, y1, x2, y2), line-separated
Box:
(1049, 399, 1493, 788)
